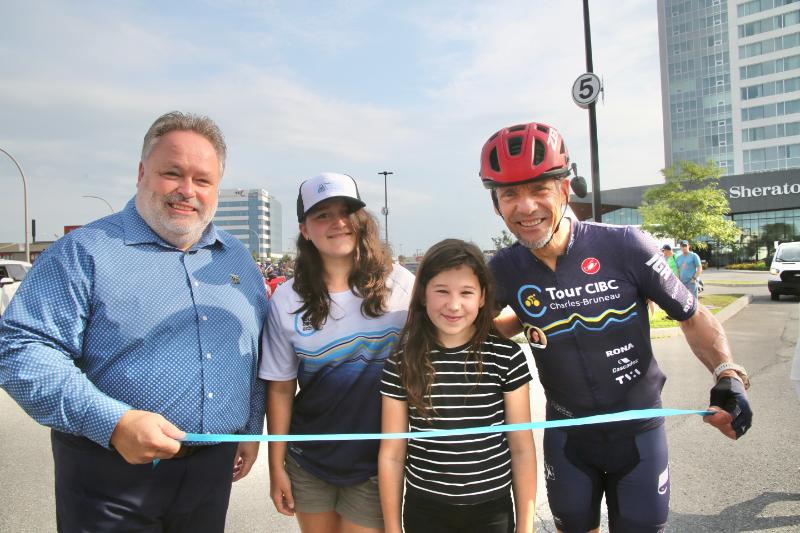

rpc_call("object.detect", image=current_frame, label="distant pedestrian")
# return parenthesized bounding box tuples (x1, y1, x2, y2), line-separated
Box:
(675, 240, 703, 297)
(662, 243, 679, 276)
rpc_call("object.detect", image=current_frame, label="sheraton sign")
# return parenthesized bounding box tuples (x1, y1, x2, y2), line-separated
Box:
(728, 183, 800, 199)
(568, 169, 800, 218)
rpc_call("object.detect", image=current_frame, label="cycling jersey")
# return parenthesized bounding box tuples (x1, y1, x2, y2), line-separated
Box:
(489, 220, 697, 433)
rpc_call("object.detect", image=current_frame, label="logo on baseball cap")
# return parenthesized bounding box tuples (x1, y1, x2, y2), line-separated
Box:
(296, 172, 366, 222)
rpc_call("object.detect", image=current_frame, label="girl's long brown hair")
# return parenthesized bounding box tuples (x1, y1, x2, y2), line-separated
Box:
(292, 207, 392, 329)
(398, 239, 496, 420)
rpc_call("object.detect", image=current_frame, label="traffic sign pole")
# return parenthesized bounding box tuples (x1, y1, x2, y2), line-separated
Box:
(583, 0, 602, 223)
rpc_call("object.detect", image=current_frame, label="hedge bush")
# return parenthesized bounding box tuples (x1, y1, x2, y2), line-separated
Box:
(724, 261, 768, 270)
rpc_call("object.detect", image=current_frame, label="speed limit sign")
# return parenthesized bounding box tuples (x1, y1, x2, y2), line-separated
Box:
(572, 72, 601, 109)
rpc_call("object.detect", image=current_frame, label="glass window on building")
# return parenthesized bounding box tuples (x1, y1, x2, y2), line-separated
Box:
(702, 211, 786, 266)
(601, 207, 643, 227)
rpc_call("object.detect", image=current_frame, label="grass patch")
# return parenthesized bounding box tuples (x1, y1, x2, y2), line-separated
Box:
(649, 293, 742, 328)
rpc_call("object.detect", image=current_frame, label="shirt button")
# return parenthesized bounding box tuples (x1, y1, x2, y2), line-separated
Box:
(194, 281, 199, 287)
(207, 392, 214, 399)
(206, 353, 213, 359)
(201, 315, 208, 321)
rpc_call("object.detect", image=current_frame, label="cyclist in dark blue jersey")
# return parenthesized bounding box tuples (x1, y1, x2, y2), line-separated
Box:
(479, 121, 752, 533)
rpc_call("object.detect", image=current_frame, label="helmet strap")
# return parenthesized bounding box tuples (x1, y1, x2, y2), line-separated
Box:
(537, 187, 570, 250)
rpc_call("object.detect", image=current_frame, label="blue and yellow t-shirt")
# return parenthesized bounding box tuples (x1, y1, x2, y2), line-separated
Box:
(259, 264, 414, 485)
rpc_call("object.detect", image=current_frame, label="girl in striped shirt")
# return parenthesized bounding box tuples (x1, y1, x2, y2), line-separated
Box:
(379, 239, 537, 533)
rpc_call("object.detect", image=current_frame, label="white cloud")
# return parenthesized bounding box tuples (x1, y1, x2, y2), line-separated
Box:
(0, 0, 667, 253)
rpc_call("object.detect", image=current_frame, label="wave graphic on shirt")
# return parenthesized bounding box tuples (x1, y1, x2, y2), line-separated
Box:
(296, 328, 401, 374)
(541, 303, 638, 338)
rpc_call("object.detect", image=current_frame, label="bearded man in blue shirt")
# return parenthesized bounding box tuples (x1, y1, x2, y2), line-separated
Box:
(0, 111, 268, 532)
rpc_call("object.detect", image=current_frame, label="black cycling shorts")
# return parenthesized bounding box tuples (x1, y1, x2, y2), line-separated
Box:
(543, 424, 669, 533)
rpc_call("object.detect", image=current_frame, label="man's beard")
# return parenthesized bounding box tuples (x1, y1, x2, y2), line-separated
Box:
(516, 216, 564, 250)
(518, 234, 552, 250)
(137, 191, 217, 247)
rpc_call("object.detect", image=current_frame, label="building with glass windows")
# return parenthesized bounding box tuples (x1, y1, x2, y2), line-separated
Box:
(213, 188, 283, 258)
(658, 0, 800, 174)
(652, 0, 800, 262)
(569, 168, 800, 264)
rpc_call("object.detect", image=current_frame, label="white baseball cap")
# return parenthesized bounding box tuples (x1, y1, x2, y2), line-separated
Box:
(296, 172, 366, 222)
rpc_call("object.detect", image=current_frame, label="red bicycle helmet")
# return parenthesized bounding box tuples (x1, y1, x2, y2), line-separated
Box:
(479, 122, 570, 189)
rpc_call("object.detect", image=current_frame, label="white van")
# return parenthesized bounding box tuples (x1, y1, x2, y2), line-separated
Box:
(0, 259, 31, 316)
(768, 242, 800, 301)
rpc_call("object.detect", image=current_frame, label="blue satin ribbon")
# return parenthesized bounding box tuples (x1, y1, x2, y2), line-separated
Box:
(181, 408, 713, 443)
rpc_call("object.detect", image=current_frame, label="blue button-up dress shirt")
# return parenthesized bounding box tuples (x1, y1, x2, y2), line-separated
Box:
(0, 198, 268, 447)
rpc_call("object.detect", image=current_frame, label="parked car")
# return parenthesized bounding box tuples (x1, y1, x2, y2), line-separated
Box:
(0, 259, 32, 316)
(768, 241, 800, 301)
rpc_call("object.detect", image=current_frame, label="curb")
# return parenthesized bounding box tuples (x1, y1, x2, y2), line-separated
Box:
(650, 294, 753, 339)
(704, 282, 763, 287)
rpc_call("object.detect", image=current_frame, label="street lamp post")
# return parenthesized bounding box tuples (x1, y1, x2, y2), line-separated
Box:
(245, 228, 262, 258)
(378, 171, 393, 245)
(81, 195, 115, 214)
(0, 147, 30, 263)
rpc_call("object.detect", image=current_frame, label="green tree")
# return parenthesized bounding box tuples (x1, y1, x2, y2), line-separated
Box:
(491, 229, 515, 250)
(639, 161, 740, 250)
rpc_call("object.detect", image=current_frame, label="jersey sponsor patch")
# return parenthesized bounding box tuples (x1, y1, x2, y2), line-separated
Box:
(645, 252, 672, 281)
(658, 466, 669, 495)
(517, 284, 547, 318)
(581, 257, 601, 275)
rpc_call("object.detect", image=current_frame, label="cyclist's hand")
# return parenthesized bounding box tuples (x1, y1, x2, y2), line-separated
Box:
(704, 377, 752, 439)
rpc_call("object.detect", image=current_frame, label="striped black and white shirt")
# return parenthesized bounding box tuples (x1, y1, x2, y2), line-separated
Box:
(380, 333, 532, 504)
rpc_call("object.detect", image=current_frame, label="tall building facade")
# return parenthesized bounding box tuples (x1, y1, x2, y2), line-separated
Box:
(656, 0, 800, 260)
(659, 0, 800, 174)
(213, 189, 283, 258)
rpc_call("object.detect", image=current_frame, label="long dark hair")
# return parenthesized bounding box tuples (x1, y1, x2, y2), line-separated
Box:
(398, 239, 496, 419)
(292, 207, 392, 329)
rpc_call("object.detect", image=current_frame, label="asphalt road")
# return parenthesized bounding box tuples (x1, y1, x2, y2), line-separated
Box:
(1, 270, 797, 532)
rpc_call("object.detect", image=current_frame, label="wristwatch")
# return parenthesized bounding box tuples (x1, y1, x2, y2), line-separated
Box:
(713, 362, 750, 390)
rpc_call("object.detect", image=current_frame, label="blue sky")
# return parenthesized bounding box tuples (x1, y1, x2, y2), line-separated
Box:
(0, 1, 664, 256)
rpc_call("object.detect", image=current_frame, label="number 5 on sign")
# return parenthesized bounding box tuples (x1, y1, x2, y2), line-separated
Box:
(572, 72, 602, 109)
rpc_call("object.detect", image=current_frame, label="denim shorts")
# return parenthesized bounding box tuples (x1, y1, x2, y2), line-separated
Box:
(284, 454, 383, 529)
